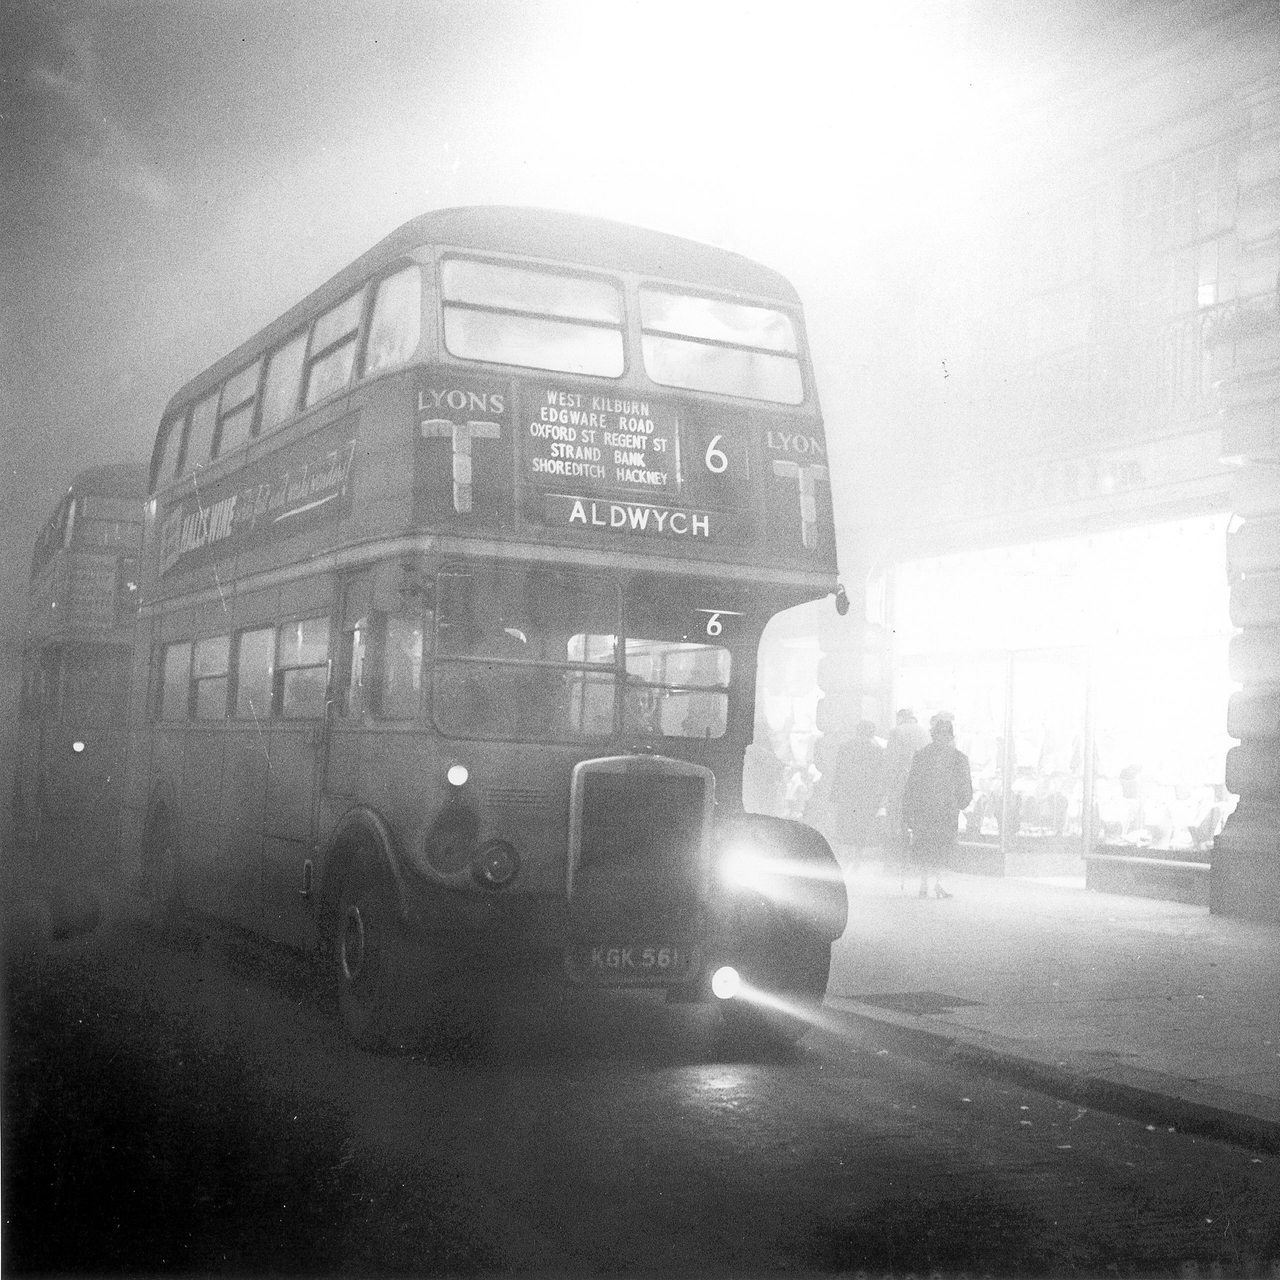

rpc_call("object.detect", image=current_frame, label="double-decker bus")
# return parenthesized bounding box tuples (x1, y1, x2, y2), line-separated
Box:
(14, 463, 146, 924)
(123, 207, 847, 1047)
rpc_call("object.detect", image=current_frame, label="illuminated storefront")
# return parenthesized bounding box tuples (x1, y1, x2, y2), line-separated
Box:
(889, 514, 1237, 876)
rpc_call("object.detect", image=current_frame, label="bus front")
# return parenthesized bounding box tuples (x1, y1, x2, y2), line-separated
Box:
(368, 223, 847, 1044)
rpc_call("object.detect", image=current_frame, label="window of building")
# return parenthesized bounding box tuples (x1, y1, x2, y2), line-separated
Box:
(234, 626, 274, 719)
(277, 617, 330, 718)
(159, 641, 192, 721)
(441, 258, 625, 377)
(259, 333, 307, 435)
(215, 360, 262, 457)
(640, 288, 803, 404)
(364, 265, 422, 379)
(304, 292, 364, 407)
(192, 635, 230, 720)
(1130, 142, 1239, 317)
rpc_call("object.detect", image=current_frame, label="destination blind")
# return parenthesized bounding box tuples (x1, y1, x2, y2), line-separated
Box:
(524, 385, 680, 496)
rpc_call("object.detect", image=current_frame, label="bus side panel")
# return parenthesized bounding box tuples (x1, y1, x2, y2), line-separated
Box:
(119, 622, 156, 887)
(263, 721, 318, 842)
(261, 837, 316, 952)
(119, 725, 151, 886)
(339, 376, 422, 549)
(221, 729, 268, 932)
(180, 728, 228, 916)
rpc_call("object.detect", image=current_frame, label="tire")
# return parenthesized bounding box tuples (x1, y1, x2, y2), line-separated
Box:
(718, 915, 832, 1048)
(141, 808, 181, 930)
(334, 848, 416, 1051)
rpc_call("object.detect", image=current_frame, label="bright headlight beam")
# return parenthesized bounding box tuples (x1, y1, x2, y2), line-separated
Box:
(720, 849, 844, 892)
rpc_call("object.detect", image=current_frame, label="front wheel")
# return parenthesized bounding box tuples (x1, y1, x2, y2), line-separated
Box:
(334, 849, 416, 1051)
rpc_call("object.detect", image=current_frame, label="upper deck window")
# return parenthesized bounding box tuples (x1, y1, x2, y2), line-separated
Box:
(441, 258, 624, 377)
(259, 332, 307, 436)
(215, 360, 262, 458)
(364, 265, 422, 378)
(640, 288, 803, 404)
(177, 392, 219, 476)
(304, 291, 363, 408)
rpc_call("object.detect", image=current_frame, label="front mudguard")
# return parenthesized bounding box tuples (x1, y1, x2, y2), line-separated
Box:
(699, 814, 848, 1003)
(712, 813, 848, 941)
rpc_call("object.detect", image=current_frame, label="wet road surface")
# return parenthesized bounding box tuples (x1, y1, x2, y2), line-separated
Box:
(4, 915, 1279, 1276)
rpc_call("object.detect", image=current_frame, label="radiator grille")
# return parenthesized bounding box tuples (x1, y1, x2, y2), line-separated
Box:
(578, 771, 705, 874)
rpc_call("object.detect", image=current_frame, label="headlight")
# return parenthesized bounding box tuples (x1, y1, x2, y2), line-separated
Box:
(718, 842, 775, 892)
(711, 965, 741, 999)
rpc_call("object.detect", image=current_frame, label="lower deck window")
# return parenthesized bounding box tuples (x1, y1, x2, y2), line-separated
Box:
(159, 642, 191, 721)
(278, 617, 330, 718)
(235, 627, 274, 719)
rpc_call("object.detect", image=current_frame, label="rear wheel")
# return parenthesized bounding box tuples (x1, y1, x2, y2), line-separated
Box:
(141, 808, 180, 930)
(334, 849, 416, 1051)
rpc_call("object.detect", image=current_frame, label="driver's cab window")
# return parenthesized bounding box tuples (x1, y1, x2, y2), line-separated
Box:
(622, 577, 738, 739)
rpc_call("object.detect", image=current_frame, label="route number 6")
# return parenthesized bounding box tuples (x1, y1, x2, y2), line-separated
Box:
(705, 434, 728, 475)
(706, 612, 723, 637)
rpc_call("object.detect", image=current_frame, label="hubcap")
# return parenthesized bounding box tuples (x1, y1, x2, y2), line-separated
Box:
(342, 904, 366, 983)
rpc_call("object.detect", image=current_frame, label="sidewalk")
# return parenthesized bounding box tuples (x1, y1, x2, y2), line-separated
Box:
(823, 862, 1280, 1152)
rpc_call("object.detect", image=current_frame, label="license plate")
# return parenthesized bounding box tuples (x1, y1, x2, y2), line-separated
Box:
(568, 943, 693, 983)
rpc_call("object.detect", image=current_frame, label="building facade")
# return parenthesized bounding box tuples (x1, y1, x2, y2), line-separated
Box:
(822, 1, 1280, 919)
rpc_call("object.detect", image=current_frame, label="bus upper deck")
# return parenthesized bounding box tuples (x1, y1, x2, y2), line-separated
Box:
(144, 206, 836, 605)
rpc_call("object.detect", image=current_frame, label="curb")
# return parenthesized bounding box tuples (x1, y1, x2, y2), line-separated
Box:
(823, 997, 1280, 1156)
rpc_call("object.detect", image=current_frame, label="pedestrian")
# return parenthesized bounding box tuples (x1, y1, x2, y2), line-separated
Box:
(882, 708, 930, 879)
(901, 711, 974, 899)
(829, 719, 884, 867)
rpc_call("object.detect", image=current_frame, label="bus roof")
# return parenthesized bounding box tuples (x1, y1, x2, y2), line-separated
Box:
(64, 462, 149, 500)
(161, 206, 802, 420)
